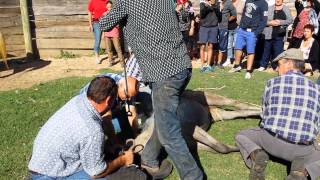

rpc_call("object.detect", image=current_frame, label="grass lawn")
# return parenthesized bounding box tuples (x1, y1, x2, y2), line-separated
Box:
(0, 68, 318, 179)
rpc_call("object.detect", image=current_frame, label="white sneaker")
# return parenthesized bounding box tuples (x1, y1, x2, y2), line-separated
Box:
(257, 67, 266, 72)
(245, 72, 252, 79)
(96, 58, 102, 64)
(222, 59, 231, 67)
(228, 66, 241, 73)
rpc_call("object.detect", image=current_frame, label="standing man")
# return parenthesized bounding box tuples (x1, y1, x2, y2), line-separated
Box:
(229, 0, 268, 79)
(199, 0, 220, 72)
(216, 0, 237, 68)
(99, 0, 203, 179)
(224, 0, 245, 67)
(28, 77, 134, 179)
(235, 49, 320, 180)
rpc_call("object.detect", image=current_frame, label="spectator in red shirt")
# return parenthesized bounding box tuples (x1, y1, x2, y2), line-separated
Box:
(88, 0, 108, 64)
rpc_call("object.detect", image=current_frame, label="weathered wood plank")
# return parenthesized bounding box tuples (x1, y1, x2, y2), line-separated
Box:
(6, 44, 25, 51)
(35, 31, 93, 39)
(4, 35, 25, 45)
(36, 26, 89, 32)
(0, 0, 19, 6)
(34, 20, 88, 28)
(6, 50, 26, 57)
(0, 16, 22, 28)
(38, 49, 95, 58)
(36, 38, 106, 49)
(32, 0, 87, 6)
(0, 26, 23, 36)
(34, 15, 88, 22)
(33, 6, 87, 16)
(0, 6, 21, 15)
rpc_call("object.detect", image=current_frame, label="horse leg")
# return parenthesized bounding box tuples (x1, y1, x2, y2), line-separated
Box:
(193, 126, 239, 154)
(209, 107, 261, 121)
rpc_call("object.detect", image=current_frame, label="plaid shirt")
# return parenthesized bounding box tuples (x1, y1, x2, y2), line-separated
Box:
(99, 0, 191, 82)
(260, 70, 320, 143)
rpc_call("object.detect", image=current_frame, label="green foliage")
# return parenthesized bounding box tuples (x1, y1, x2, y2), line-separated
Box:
(99, 49, 105, 55)
(0, 68, 318, 179)
(58, 50, 79, 59)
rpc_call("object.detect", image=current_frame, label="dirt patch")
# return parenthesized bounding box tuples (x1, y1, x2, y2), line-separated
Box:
(1, 57, 317, 91)
(0, 55, 206, 91)
(0, 56, 123, 91)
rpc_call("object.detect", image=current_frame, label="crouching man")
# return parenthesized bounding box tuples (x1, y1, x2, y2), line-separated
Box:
(28, 76, 134, 179)
(235, 49, 320, 180)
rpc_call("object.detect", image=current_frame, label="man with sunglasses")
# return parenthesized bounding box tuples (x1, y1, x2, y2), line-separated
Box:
(235, 48, 320, 180)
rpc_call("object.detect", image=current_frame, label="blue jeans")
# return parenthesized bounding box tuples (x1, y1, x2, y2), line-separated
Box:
(93, 22, 102, 53)
(259, 36, 284, 68)
(31, 170, 105, 180)
(218, 28, 229, 52)
(141, 69, 203, 180)
(227, 29, 237, 59)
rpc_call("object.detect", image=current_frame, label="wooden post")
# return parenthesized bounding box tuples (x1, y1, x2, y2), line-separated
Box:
(20, 0, 33, 58)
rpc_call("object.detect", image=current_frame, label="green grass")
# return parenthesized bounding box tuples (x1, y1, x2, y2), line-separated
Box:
(0, 68, 318, 179)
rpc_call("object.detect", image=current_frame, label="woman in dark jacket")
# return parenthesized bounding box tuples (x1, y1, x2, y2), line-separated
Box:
(299, 24, 320, 76)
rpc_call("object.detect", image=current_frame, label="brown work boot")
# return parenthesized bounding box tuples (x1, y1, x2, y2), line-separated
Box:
(286, 158, 308, 180)
(141, 159, 173, 179)
(249, 149, 269, 180)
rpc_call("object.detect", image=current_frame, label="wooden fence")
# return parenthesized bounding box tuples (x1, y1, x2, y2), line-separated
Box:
(0, 0, 25, 57)
(30, 0, 101, 57)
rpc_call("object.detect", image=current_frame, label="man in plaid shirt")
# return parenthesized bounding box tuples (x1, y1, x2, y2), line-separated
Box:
(235, 49, 320, 180)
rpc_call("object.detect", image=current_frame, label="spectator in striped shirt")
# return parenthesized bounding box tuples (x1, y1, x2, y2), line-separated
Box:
(235, 49, 320, 180)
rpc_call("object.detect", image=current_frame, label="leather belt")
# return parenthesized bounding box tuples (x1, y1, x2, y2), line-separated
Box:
(264, 129, 313, 146)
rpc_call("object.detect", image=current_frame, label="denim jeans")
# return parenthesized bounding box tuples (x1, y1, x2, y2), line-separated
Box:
(93, 22, 102, 53)
(259, 36, 284, 68)
(218, 28, 229, 52)
(141, 68, 203, 180)
(227, 29, 237, 60)
(31, 170, 105, 180)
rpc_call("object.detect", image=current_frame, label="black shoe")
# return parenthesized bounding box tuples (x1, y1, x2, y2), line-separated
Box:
(249, 149, 269, 180)
(141, 159, 173, 179)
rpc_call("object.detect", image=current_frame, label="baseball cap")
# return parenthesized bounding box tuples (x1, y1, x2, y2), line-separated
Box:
(272, 48, 304, 62)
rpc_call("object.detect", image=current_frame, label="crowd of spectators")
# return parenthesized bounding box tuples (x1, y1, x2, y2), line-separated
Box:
(88, 0, 320, 79)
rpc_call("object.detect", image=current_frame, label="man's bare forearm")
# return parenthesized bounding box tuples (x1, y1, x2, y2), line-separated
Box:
(91, 155, 126, 179)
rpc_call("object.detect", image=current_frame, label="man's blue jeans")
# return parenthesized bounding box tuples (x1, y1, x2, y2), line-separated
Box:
(93, 22, 102, 53)
(227, 29, 237, 60)
(31, 170, 105, 180)
(141, 68, 203, 180)
(259, 36, 284, 68)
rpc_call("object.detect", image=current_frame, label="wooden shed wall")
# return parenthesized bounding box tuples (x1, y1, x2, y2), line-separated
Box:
(0, 0, 25, 57)
(31, 0, 102, 57)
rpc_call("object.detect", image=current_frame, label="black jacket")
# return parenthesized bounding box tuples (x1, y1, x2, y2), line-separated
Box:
(299, 39, 320, 70)
(200, 2, 220, 27)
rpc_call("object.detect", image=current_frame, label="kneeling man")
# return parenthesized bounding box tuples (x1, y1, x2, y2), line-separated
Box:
(235, 49, 320, 180)
(28, 76, 133, 179)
